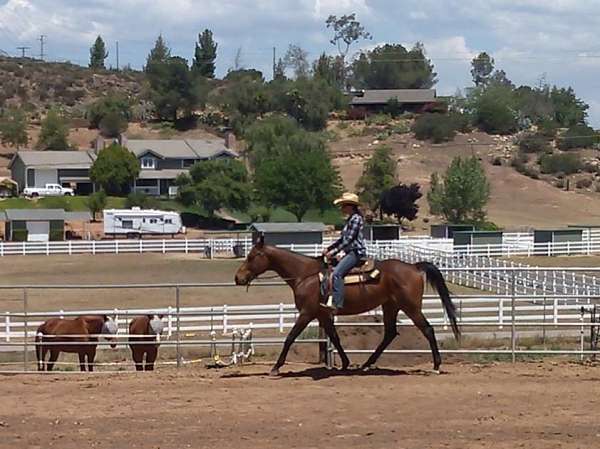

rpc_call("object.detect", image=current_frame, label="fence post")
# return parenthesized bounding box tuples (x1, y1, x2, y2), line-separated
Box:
(279, 303, 284, 333)
(580, 308, 585, 362)
(5, 312, 10, 342)
(167, 306, 173, 337)
(92, 240, 96, 255)
(175, 286, 181, 368)
(223, 304, 228, 334)
(46, 241, 50, 256)
(68, 241, 72, 256)
(553, 295, 558, 324)
(184, 239, 189, 254)
(22, 242, 26, 256)
(23, 288, 28, 371)
(0, 241, 3, 257)
(511, 272, 516, 364)
(115, 240, 119, 255)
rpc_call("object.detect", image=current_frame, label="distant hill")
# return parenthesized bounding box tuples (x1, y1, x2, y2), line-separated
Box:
(0, 56, 146, 120)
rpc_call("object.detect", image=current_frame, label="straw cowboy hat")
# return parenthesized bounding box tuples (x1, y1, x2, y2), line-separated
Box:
(333, 192, 360, 207)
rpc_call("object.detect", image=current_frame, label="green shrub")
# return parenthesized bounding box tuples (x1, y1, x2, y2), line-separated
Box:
(391, 121, 410, 134)
(125, 192, 160, 209)
(518, 133, 550, 154)
(557, 124, 599, 150)
(449, 112, 472, 133)
(384, 98, 403, 118)
(412, 113, 458, 143)
(365, 113, 392, 126)
(539, 153, 582, 175)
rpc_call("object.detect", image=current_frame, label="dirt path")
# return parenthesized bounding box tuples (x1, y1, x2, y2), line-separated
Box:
(1, 361, 599, 449)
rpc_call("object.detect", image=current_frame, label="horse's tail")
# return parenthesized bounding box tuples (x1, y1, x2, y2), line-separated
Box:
(415, 261, 461, 341)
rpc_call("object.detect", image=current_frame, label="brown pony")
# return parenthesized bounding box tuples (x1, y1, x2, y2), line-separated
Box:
(128, 314, 164, 371)
(35, 315, 118, 372)
(235, 237, 460, 376)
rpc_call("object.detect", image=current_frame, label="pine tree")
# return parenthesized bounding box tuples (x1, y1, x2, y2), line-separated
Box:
(89, 36, 109, 70)
(145, 34, 171, 73)
(192, 29, 218, 78)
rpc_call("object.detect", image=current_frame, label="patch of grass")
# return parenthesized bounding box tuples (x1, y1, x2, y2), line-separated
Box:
(0, 196, 126, 211)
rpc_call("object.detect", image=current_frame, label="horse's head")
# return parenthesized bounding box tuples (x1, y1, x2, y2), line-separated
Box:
(101, 315, 118, 349)
(235, 234, 270, 286)
(148, 314, 165, 339)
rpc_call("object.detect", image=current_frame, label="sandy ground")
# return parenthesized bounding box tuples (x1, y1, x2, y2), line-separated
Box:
(0, 361, 599, 449)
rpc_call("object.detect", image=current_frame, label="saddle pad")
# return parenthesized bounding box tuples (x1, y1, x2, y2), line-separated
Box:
(319, 269, 381, 285)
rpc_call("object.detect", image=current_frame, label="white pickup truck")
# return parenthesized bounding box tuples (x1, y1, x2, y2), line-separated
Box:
(23, 183, 74, 197)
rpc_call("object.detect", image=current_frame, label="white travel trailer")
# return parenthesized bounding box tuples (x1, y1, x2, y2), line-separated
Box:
(103, 208, 184, 237)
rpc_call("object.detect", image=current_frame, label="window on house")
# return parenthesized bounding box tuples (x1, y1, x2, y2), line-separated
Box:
(183, 159, 196, 168)
(141, 157, 156, 169)
(122, 220, 133, 229)
(150, 218, 158, 224)
(165, 219, 173, 224)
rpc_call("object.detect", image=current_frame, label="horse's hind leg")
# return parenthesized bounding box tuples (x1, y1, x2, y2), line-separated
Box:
(271, 312, 312, 376)
(406, 310, 441, 372)
(39, 347, 48, 371)
(145, 347, 158, 371)
(87, 347, 97, 372)
(361, 303, 399, 371)
(78, 352, 86, 372)
(47, 350, 59, 371)
(318, 315, 350, 370)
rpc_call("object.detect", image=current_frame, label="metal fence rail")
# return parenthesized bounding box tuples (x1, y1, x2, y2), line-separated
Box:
(1, 269, 600, 372)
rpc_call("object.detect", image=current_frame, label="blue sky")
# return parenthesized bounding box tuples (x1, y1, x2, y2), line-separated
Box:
(1, 0, 599, 125)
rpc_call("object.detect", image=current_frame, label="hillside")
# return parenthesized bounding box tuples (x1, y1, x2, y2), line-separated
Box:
(0, 56, 145, 119)
(328, 121, 600, 231)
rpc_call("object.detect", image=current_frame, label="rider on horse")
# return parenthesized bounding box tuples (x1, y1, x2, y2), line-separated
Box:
(322, 192, 367, 312)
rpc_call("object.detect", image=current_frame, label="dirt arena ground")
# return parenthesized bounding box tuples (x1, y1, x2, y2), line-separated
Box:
(1, 360, 599, 449)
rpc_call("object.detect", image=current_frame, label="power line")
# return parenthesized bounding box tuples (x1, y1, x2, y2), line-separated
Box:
(39, 35, 46, 61)
(16, 46, 30, 58)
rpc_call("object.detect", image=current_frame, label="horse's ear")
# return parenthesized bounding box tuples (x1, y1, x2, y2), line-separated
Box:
(257, 232, 265, 248)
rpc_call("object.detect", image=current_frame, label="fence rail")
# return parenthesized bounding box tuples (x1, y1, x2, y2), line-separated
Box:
(2, 230, 600, 259)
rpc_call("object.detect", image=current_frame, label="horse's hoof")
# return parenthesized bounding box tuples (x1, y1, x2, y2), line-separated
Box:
(432, 369, 441, 375)
(269, 368, 280, 377)
(361, 365, 371, 373)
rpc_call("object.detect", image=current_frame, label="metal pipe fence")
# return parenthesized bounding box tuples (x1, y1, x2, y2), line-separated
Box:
(1, 267, 600, 372)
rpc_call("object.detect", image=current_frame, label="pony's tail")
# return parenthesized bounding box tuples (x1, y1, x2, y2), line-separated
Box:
(415, 261, 461, 341)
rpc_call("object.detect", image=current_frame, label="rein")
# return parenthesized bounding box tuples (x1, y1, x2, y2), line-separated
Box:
(246, 269, 323, 292)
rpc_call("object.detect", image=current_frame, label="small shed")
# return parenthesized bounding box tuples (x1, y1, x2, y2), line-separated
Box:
(249, 222, 326, 246)
(534, 229, 583, 244)
(364, 223, 401, 241)
(453, 231, 503, 247)
(534, 229, 583, 256)
(1, 209, 91, 242)
(431, 224, 475, 239)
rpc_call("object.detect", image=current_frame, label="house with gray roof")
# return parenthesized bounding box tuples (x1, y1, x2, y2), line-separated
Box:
(9, 151, 97, 195)
(349, 89, 441, 117)
(96, 135, 238, 196)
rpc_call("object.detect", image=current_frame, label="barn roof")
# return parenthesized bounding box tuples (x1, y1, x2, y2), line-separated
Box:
(0, 209, 91, 221)
(250, 222, 327, 233)
(350, 89, 436, 105)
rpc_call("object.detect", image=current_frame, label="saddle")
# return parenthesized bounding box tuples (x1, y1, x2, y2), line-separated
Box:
(319, 258, 380, 300)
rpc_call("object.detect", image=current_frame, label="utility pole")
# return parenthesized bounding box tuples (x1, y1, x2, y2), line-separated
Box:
(116, 41, 119, 70)
(272, 46, 276, 80)
(17, 46, 30, 58)
(38, 35, 46, 61)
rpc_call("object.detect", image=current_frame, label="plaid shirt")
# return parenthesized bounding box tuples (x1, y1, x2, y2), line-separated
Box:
(327, 213, 367, 258)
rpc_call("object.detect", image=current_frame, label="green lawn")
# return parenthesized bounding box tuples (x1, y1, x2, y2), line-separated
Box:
(0, 196, 344, 226)
(0, 196, 127, 211)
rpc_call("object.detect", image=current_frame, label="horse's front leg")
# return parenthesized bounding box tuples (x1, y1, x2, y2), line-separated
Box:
(271, 312, 313, 376)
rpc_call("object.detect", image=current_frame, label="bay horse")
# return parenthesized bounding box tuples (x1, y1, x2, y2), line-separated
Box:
(35, 315, 118, 372)
(234, 237, 460, 376)
(128, 314, 164, 371)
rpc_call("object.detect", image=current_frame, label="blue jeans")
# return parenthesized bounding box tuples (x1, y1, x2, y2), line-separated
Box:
(332, 251, 361, 309)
